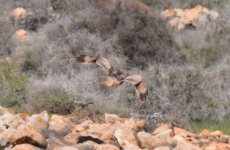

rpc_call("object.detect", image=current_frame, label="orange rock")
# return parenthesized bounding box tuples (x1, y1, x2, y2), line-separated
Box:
(11, 7, 27, 20)
(209, 142, 230, 150)
(96, 144, 119, 150)
(88, 123, 111, 137)
(168, 17, 180, 28)
(101, 124, 117, 142)
(162, 8, 175, 18)
(210, 130, 223, 137)
(174, 141, 201, 150)
(72, 119, 93, 132)
(52, 146, 78, 150)
(63, 132, 78, 144)
(105, 113, 121, 124)
(204, 145, 218, 150)
(137, 131, 158, 149)
(154, 146, 171, 150)
(15, 29, 28, 40)
(10, 144, 42, 150)
(153, 124, 171, 135)
(201, 129, 211, 134)
(0, 126, 47, 148)
(115, 127, 138, 148)
(49, 115, 73, 134)
(124, 144, 143, 150)
(174, 127, 197, 138)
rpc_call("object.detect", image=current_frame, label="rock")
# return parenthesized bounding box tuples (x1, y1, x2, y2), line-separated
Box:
(95, 144, 119, 150)
(72, 120, 94, 132)
(209, 10, 219, 21)
(137, 131, 159, 149)
(53, 146, 79, 150)
(168, 17, 180, 28)
(9, 144, 42, 150)
(173, 135, 185, 143)
(26, 111, 49, 131)
(208, 142, 230, 150)
(0, 112, 25, 129)
(174, 141, 201, 150)
(88, 123, 111, 137)
(115, 127, 138, 148)
(76, 141, 98, 150)
(219, 135, 229, 143)
(11, 7, 27, 20)
(49, 115, 73, 134)
(15, 29, 28, 40)
(174, 127, 196, 138)
(105, 113, 121, 124)
(101, 124, 117, 142)
(192, 13, 208, 27)
(153, 124, 171, 135)
(154, 146, 171, 150)
(154, 129, 176, 147)
(64, 132, 78, 144)
(204, 146, 217, 150)
(0, 125, 47, 149)
(124, 144, 143, 150)
(210, 130, 223, 137)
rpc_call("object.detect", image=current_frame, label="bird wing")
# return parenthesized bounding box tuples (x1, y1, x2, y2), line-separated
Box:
(102, 76, 123, 89)
(76, 55, 97, 64)
(124, 74, 143, 85)
(96, 57, 113, 75)
(135, 80, 148, 102)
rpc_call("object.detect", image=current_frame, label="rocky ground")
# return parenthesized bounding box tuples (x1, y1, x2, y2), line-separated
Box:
(0, 106, 229, 150)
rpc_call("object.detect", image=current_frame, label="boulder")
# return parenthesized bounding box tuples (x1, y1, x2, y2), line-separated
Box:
(49, 115, 73, 134)
(15, 29, 28, 40)
(174, 141, 201, 150)
(0, 112, 25, 129)
(87, 123, 111, 137)
(105, 113, 121, 124)
(0, 125, 47, 149)
(115, 127, 138, 148)
(137, 131, 162, 149)
(95, 144, 119, 150)
(26, 111, 49, 131)
(11, 7, 27, 20)
(154, 146, 171, 150)
(8, 144, 42, 150)
(101, 124, 117, 142)
(153, 124, 171, 135)
(53, 146, 79, 150)
(72, 120, 93, 132)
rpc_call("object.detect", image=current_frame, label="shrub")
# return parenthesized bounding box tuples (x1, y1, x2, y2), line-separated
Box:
(0, 61, 29, 111)
(25, 86, 74, 114)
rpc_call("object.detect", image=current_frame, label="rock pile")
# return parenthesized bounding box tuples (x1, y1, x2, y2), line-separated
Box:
(162, 5, 219, 30)
(0, 107, 229, 150)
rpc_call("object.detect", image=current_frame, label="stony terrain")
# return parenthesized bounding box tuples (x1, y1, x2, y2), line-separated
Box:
(0, 106, 229, 150)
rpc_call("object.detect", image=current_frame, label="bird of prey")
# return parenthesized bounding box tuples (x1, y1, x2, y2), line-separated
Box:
(76, 55, 148, 102)
(124, 74, 148, 102)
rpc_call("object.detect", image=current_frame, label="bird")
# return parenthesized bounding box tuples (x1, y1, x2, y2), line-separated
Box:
(76, 55, 148, 102)
(124, 74, 148, 102)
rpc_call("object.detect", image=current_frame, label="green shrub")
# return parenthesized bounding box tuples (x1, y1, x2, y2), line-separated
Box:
(27, 86, 74, 114)
(0, 61, 29, 111)
(180, 42, 221, 67)
(190, 120, 230, 134)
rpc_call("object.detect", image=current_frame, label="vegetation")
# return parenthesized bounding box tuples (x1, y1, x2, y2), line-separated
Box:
(190, 120, 230, 134)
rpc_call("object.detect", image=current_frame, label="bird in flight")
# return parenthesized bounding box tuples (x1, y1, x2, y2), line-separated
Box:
(76, 55, 148, 102)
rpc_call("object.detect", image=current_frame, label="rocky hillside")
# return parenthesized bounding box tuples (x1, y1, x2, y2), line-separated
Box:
(0, 107, 229, 150)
